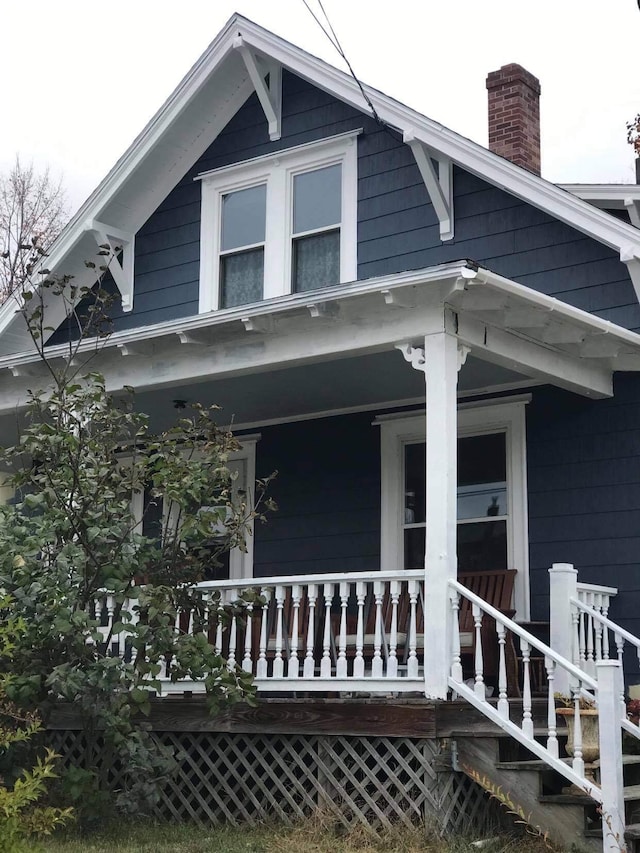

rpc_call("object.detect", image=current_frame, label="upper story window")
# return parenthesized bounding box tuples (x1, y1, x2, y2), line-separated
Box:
(198, 131, 359, 313)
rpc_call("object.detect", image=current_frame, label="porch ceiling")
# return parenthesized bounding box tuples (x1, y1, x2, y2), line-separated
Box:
(132, 350, 528, 432)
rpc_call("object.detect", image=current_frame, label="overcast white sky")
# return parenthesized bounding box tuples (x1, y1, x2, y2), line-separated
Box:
(2, 0, 639, 213)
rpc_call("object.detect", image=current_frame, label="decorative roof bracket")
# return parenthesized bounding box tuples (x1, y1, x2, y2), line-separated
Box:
(86, 219, 135, 312)
(620, 247, 640, 303)
(234, 36, 282, 141)
(624, 198, 640, 230)
(403, 130, 454, 241)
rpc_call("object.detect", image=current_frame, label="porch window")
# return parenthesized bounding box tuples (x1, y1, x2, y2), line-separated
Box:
(402, 432, 508, 573)
(197, 131, 359, 312)
(133, 436, 258, 580)
(378, 398, 529, 618)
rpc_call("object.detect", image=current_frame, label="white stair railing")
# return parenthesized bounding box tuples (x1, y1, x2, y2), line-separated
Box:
(449, 577, 626, 853)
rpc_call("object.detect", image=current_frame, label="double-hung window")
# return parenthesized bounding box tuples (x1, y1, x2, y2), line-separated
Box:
(198, 130, 359, 312)
(378, 399, 530, 619)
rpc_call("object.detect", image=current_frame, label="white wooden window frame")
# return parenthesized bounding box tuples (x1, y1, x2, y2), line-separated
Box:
(378, 398, 530, 619)
(198, 130, 359, 313)
(130, 436, 259, 580)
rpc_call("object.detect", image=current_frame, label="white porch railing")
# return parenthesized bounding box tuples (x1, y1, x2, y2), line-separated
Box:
(95, 570, 427, 694)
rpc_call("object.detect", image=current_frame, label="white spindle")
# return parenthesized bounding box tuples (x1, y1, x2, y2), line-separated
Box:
(449, 590, 462, 684)
(571, 689, 584, 778)
(304, 584, 317, 679)
(585, 609, 594, 674)
(256, 587, 271, 679)
(578, 610, 586, 669)
(496, 620, 508, 719)
(372, 580, 384, 679)
(106, 596, 116, 655)
(227, 592, 237, 671)
(243, 601, 253, 673)
(288, 585, 301, 679)
(520, 639, 533, 739)
(387, 580, 400, 679)
(215, 597, 224, 657)
(602, 600, 611, 659)
(545, 656, 559, 758)
(407, 579, 419, 679)
(273, 585, 285, 678)
(336, 582, 349, 679)
(472, 603, 485, 700)
(353, 581, 366, 679)
(320, 583, 334, 679)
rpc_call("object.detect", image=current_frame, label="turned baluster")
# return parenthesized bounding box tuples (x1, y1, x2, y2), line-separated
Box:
(407, 579, 419, 679)
(243, 600, 253, 673)
(496, 620, 509, 719)
(353, 581, 366, 679)
(372, 581, 384, 678)
(571, 687, 585, 779)
(449, 590, 462, 684)
(320, 583, 334, 679)
(288, 584, 301, 679)
(545, 656, 559, 758)
(520, 639, 534, 739)
(256, 587, 271, 679)
(336, 582, 349, 679)
(273, 585, 285, 678)
(472, 603, 485, 700)
(387, 580, 400, 679)
(303, 585, 317, 679)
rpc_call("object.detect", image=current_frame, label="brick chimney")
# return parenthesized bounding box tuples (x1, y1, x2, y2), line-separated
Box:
(486, 63, 541, 175)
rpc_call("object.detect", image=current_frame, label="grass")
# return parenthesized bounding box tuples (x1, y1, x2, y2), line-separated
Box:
(42, 815, 564, 853)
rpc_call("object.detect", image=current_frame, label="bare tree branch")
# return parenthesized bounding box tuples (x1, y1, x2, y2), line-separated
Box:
(0, 155, 69, 302)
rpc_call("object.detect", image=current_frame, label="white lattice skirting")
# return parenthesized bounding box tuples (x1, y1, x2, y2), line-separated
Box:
(48, 730, 494, 834)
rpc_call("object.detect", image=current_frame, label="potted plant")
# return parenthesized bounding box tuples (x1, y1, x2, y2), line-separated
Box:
(555, 693, 599, 772)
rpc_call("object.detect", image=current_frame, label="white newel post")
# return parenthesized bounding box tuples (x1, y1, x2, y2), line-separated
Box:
(596, 660, 626, 853)
(549, 563, 578, 695)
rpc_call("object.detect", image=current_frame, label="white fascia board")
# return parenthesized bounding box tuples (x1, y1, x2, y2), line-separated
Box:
(0, 262, 472, 370)
(560, 184, 640, 210)
(236, 19, 640, 260)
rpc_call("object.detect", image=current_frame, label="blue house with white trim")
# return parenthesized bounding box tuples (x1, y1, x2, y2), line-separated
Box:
(3, 16, 640, 849)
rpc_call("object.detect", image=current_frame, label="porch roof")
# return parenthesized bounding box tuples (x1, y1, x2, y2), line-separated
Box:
(1, 260, 640, 414)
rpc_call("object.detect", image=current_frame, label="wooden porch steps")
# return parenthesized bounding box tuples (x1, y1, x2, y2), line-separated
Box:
(454, 727, 640, 853)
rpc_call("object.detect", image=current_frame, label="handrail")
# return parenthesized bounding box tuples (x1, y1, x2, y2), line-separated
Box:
(195, 569, 423, 591)
(450, 579, 598, 689)
(576, 581, 618, 597)
(571, 596, 640, 651)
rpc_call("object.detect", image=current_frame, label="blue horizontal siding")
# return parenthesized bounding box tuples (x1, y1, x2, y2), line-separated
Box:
(250, 412, 381, 578)
(527, 377, 640, 667)
(93, 70, 637, 338)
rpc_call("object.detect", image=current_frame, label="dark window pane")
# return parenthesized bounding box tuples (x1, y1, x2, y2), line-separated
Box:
(221, 184, 266, 251)
(142, 488, 163, 540)
(292, 230, 340, 292)
(293, 164, 341, 234)
(203, 546, 230, 582)
(457, 520, 507, 574)
(404, 527, 425, 570)
(458, 433, 506, 486)
(458, 433, 507, 518)
(221, 248, 264, 308)
(404, 442, 425, 524)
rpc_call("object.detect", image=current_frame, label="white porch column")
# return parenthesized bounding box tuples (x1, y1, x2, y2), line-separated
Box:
(549, 562, 578, 695)
(399, 320, 465, 699)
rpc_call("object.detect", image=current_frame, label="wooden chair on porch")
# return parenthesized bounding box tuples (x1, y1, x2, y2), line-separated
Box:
(457, 569, 518, 693)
